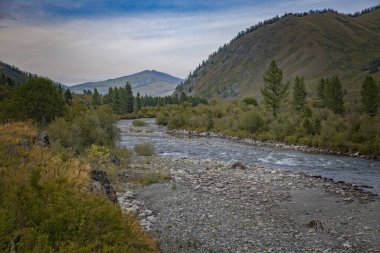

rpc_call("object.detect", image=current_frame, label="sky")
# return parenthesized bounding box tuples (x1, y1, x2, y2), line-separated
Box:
(0, 0, 378, 85)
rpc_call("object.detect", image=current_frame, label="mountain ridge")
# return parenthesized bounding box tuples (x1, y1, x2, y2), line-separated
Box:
(178, 6, 380, 100)
(70, 70, 183, 97)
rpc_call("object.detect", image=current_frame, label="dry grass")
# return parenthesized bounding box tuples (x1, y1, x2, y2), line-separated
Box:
(134, 142, 155, 156)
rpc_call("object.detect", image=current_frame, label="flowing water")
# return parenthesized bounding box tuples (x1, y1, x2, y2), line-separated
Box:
(118, 119, 380, 195)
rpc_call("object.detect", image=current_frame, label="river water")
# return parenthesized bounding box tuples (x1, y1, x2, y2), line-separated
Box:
(117, 119, 380, 195)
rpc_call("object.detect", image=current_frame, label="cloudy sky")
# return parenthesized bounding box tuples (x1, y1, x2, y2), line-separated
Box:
(0, 0, 378, 85)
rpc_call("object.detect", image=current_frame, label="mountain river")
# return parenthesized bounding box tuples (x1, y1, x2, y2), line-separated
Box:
(117, 119, 380, 195)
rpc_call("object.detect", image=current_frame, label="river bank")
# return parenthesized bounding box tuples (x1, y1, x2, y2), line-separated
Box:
(166, 129, 379, 160)
(117, 155, 380, 252)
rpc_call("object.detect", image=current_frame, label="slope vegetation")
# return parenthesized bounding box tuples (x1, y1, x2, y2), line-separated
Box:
(180, 7, 380, 100)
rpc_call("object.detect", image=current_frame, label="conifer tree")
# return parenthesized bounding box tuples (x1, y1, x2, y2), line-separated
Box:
(361, 76, 378, 117)
(92, 88, 101, 106)
(324, 76, 344, 115)
(292, 75, 307, 113)
(134, 92, 141, 112)
(125, 83, 134, 113)
(261, 60, 289, 117)
(64, 88, 73, 106)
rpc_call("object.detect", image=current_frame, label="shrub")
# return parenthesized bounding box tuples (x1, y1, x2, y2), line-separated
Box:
(0, 122, 158, 252)
(155, 111, 169, 125)
(48, 105, 119, 153)
(134, 143, 155, 156)
(239, 111, 264, 133)
(132, 119, 146, 127)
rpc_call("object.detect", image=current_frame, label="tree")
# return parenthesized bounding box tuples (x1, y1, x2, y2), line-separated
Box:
(179, 92, 188, 104)
(64, 88, 73, 106)
(324, 76, 345, 115)
(361, 76, 378, 117)
(92, 88, 101, 106)
(261, 60, 289, 117)
(11, 77, 65, 124)
(292, 75, 307, 113)
(125, 83, 134, 113)
(134, 92, 142, 112)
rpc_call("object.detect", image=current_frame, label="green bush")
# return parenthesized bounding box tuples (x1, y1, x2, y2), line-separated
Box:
(239, 111, 264, 133)
(132, 119, 146, 127)
(134, 143, 155, 156)
(155, 111, 169, 125)
(48, 105, 119, 153)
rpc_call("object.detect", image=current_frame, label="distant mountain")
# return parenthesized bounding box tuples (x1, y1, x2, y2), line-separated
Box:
(179, 6, 380, 100)
(69, 70, 183, 96)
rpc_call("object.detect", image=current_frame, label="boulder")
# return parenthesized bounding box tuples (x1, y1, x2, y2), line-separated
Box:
(231, 162, 247, 170)
(90, 170, 117, 203)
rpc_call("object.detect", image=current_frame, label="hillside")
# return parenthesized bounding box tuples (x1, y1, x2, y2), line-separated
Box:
(180, 7, 380, 100)
(70, 70, 183, 96)
(0, 61, 36, 84)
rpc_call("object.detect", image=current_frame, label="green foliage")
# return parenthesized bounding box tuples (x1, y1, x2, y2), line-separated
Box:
(134, 143, 155, 156)
(323, 76, 345, 115)
(128, 171, 171, 186)
(64, 89, 73, 106)
(239, 111, 264, 133)
(0, 122, 157, 252)
(3, 77, 65, 124)
(124, 83, 134, 113)
(92, 88, 101, 106)
(48, 105, 119, 153)
(242, 97, 258, 106)
(361, 76, 379, 117)
(261, 60, 289, 117)
(132, 119, 146, 127)
(134, 92, 142, 112)
(292, 75, 307, 113)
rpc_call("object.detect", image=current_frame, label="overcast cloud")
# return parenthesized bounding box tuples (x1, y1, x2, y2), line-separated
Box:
(0, 0, 378, 85)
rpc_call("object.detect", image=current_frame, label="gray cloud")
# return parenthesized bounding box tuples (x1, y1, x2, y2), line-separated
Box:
(0, 0, 377, 85)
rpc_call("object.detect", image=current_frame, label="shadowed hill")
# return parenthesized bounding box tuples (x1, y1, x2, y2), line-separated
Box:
(179, 7, 380, 100)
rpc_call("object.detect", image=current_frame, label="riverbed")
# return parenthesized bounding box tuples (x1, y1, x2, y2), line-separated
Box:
(118, 119, 380, 195)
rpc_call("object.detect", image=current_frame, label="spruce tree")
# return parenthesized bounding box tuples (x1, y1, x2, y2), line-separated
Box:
(361, 76, 378, 117)
(92, 88, 101, 106)
(261, 60, 289, 117)
(64, 88, 73, 106)
(325, 76, 345, 115)
(292, 75, 307, 113)
(125, 83, 134, 113)
(317, 78, 325, 105)
(134, 92, 142, 112)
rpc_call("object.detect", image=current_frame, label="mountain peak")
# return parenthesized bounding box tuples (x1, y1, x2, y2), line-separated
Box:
(69, 70, 184, 96)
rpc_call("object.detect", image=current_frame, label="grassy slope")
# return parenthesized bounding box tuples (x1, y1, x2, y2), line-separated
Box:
(185, 9, 380, 101)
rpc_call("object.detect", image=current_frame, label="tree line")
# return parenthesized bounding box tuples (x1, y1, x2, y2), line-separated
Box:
(73, 83, 208, 114)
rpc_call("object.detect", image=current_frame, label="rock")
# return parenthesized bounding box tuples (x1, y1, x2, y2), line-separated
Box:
(343, 197, 354, 202)
(342, 242, 351, 248)
(231, 162, 247, 170)
(110, 153, 120, 165)
(90, 170, 117, 203)
(36, 131, 50, 147)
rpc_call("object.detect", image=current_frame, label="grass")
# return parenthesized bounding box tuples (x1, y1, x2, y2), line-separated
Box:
(134, 143, 155, 156)
(128, 171, 171, 186)
(0, 122, 159, 252)
(132, 119, 147, 127)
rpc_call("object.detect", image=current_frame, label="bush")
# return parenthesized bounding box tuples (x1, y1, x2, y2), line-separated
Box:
(155, 111, 169, 125)
(48, 105, 119, 153)
(134, 143, 155, 156)
(239, 111, 264, 133)
(132, 119, 146, 127)
(0, 122, 157, 252)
